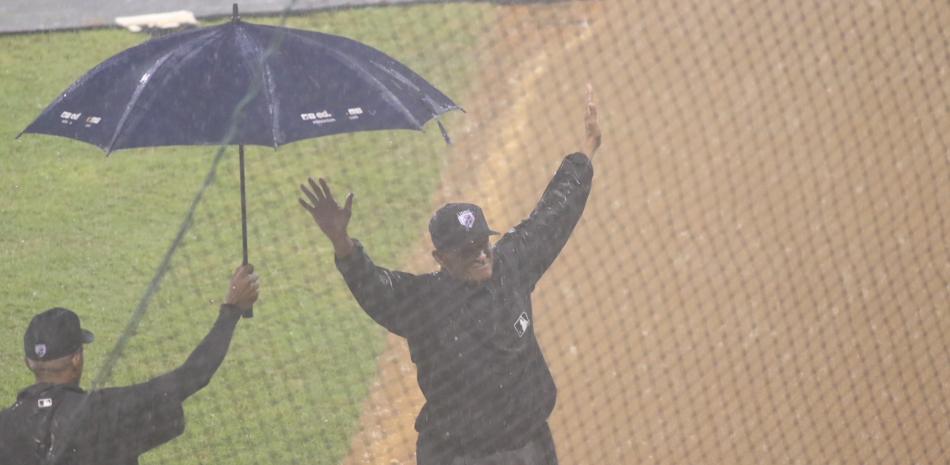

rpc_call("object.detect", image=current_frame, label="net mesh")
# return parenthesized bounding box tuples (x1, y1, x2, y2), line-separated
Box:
(1, 1, 947, 464)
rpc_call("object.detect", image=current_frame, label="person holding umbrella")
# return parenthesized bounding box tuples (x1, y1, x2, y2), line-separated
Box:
(0, 264, 260, 465)
(299, 87, 601, 465)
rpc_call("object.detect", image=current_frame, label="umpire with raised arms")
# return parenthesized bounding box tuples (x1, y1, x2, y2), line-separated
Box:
(299, 86, 601, 465)
(0, 264, 260, 465)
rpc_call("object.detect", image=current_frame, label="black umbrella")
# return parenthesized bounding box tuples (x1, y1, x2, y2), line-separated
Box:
(19, 4, 460, 316)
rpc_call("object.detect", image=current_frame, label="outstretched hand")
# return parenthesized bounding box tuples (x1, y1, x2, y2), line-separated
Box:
(585, 83, 602, 159)
(299, 177, 356, 257)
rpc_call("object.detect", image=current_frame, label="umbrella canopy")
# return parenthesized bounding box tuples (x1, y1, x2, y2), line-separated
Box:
(20, 8, 459, 152)
(19, 5, 462, 318)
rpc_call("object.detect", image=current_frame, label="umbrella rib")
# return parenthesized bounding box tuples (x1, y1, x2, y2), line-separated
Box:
(263, 61, 280, 148)
(240, 27, 283, 148)
(331, 51, 423, 129)
(288, 30, 423, 129)
(105, 30, 221, 153)
(19, 27, 217, 143)
(19, 59, 122, 142)
(105, 53, 175, 153)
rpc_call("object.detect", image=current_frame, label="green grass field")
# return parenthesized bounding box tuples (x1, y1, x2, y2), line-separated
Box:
(0, 4, 493, 464)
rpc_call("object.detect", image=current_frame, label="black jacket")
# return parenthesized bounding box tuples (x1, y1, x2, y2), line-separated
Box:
(336, 153, 593, 454)
(0, 307, 241, 465)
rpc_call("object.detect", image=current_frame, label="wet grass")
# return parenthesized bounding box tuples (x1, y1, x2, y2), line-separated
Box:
(0, 4, 493, 464)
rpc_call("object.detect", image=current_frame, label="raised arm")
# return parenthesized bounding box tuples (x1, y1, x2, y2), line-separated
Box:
(84, 265, 260, 460)
(334, 241, 422, 337)
(299, 177, 420, 337)
(149, 264, 260, 400)
(498, 85, 600, 287)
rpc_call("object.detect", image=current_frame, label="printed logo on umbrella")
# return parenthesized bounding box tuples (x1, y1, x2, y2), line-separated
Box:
(300, 110, 336, 125)
(347, 107, 363, 120)
(59, 111, 82, 125)
(59, 111, 103, 128)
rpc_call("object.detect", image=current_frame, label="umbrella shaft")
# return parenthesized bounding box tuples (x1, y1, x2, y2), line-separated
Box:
(239, 144, 253, 318)
(240, 144, 248, 265)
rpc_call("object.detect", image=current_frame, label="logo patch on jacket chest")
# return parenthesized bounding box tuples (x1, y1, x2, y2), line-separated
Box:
(513, 312, 530, 337)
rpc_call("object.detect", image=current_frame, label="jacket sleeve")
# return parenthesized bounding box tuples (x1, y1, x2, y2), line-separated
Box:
(497, 152, 594, 289)
(93, 385, 186, 460)
(335, 240, 421, 338)
(145, 306, 241, 401)
(89, 307, 241, 458)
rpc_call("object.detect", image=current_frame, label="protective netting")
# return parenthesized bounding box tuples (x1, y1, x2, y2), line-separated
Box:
(1, 1, 947, 464)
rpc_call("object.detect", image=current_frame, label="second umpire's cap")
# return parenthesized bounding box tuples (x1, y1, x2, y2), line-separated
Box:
(24, 307, 94, 361)
(429, 203, 499, 251)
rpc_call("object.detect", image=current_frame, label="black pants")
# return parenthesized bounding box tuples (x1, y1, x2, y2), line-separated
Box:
(416, 423, 558, 465)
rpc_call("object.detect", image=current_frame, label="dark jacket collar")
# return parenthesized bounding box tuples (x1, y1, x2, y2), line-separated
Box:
(17, 382, 84, 400)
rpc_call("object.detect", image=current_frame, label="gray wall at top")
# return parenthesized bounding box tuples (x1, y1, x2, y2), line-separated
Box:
(0, 0, 460, 34)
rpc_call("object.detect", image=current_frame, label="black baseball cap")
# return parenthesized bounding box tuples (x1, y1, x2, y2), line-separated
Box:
(429, 202, 499, 251)
(23, 307, 94, 361)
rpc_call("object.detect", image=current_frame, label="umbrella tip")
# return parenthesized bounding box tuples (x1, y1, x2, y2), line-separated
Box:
(437, 120, 452, 145)
(232, 3, 240, 22)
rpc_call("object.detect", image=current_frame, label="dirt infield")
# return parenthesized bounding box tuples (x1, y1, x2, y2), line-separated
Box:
(343, 1, 948, 464)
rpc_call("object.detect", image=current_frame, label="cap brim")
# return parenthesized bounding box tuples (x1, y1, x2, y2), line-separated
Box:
(81, 329, 95, 344)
